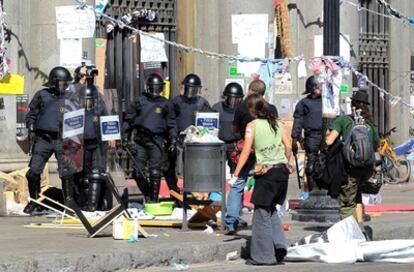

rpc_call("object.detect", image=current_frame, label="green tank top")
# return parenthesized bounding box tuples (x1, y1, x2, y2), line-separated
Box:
(253, 119, 287, 165)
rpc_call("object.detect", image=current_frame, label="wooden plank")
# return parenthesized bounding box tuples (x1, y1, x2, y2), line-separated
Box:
(24, 223, 84, 229)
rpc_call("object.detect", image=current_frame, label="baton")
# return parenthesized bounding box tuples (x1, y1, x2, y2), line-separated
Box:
(294, 152, 302, 190)
(124, 146, 151, 184)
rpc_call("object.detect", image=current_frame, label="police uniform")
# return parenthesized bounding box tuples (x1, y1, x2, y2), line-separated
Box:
(292, 95, 322, 187)
(123, 93, 177, 202)
(80, 95, 112, 211)
(212, 101, 241, 172)
(164, 95, 211, 191)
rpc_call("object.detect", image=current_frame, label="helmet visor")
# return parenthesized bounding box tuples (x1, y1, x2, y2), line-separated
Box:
(56, 80, 70, 93)
(184, 86, 201, 98)
(80, 97, 96, 110)
(147, 84, 165, 97)
(226, 97, 243, 108)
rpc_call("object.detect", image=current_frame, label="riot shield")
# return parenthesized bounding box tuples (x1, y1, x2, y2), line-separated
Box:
(61, 92, 85, 176)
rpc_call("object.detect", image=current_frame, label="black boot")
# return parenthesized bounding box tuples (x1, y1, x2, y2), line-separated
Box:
(61, 175, 75, 208)
(149, 179, 161, 203)
(23, 170, 41, 215)
(87, 182, 102, 212)
(135, 177, 150, 200)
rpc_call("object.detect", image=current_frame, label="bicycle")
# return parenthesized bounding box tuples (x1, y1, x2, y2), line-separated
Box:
(378, 127, 411, 184)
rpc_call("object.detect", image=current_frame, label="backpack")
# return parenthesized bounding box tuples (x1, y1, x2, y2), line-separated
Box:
(229, 139, 254, 164)
(342, 117, 375, 167)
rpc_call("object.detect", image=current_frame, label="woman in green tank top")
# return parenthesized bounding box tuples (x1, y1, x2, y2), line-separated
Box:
(233, 94, 292, 265)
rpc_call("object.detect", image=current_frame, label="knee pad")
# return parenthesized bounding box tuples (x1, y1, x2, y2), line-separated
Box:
(305, 163, 314, 176)
(89, 169, 104, 183)
(26, 169, 41, 183)
(149, 168, 162, 180)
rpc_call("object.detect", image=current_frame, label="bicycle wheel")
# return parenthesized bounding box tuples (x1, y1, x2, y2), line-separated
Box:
(385, 158, 411, 184)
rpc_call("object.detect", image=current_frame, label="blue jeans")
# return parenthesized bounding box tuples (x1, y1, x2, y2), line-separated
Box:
(225, 176, 247, 231)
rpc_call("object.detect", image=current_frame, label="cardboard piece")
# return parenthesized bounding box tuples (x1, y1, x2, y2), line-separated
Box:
(95, 38, 107, 93)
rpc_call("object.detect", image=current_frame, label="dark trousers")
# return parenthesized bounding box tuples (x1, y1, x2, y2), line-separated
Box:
(304, 132, 323, 190)
(134, 136, 164, 201)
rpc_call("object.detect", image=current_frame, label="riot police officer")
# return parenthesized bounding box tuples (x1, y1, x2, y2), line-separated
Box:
(165, 74, 211, 191)
(24, 66, 75, 214)
(291, 75, 323, 190)
(78, 84, 115, 211)
(212, 82, 244, 173)
(123, 73, 177, 203)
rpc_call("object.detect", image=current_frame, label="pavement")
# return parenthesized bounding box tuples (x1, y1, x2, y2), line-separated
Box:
(1, 181, 414, 272)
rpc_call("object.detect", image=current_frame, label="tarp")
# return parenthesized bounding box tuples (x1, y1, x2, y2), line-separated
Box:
(287, 216, 414, 263)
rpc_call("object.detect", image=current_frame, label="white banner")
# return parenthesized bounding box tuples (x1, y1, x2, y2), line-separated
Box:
(56, 6, 96, 39)
(63, 108, 85, 139)
(140, 33, 168, 63)
(100, 115, 121, 141)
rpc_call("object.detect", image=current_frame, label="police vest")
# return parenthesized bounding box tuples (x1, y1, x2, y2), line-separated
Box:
(212, 102, 239, 142)
(301, 97, 322, 130)
(35, 89, 64, 133)
(172, 96, 209, 132)
(133, 96, 169, 135)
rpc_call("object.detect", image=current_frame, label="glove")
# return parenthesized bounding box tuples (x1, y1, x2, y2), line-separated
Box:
(122, 138, 129, 150)
(168, 140, 177, 155)
(228, 176, 239, 186)
(292, 139, 298, 156)
(28, 123, 36, 139)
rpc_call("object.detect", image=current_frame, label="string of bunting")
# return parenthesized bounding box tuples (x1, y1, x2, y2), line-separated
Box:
(74, 0, 414, 115)
(342, 0, 414, 25)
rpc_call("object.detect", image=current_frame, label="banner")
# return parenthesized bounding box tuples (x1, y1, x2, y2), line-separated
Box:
(63, 108, 85, 139)
(100, 115, 121, 141)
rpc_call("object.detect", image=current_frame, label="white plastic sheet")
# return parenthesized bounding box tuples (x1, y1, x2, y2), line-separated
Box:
(287, 216, 414, 263)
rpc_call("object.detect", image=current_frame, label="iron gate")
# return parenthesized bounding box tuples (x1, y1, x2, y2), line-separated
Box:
(97, 0, 177, 118)
(358, 0, 390, 134)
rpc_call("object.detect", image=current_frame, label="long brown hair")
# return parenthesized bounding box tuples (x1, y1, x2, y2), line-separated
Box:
(351, 100, 373, 123)
(247, 94, 278, 133)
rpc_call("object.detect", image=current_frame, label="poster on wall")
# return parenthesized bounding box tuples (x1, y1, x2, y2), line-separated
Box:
(16, 94, 30, 154)
(140, 33, 168, 63)
(60, 39, 82, 68)
(231, 14, 268, 44)
(56, 6, 95, 39)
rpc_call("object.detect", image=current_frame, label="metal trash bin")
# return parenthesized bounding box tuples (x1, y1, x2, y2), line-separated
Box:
(182, 142, 226, 230)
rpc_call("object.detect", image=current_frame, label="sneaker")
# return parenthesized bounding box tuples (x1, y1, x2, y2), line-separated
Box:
(224, 229, 237, 236)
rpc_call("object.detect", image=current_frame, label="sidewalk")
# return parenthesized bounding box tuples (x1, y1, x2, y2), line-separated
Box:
(1, 182, 414, 272)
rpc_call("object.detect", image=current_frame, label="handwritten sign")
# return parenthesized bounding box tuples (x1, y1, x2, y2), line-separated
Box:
(140, 33, 168, 63)
(231, 14, 268, 44)
(63, 108, 85, 139)
(100, 115, 121, 141)
(56, 6, 96, 39)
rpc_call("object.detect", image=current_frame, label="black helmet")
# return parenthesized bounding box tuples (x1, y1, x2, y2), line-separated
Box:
(223, 82, 244, 97)
(79, 84, 99, 110)
(182, 74, 202, 99)
(145, 73, 165, 98)
(223, 82, 244, 108)
(45, 66, 73, 93)
(303, 75, 320, 95)
(182, 74, 202, 87)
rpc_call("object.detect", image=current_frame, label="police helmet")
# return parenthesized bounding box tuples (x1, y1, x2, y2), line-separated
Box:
(46, 66, 73, 94)
(303, 75, 320, 95)
(182, 74, 202, 98)
(223, 82, 244, 108)
(79, 84, 99, 110)
(145, 73, 165, 97)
